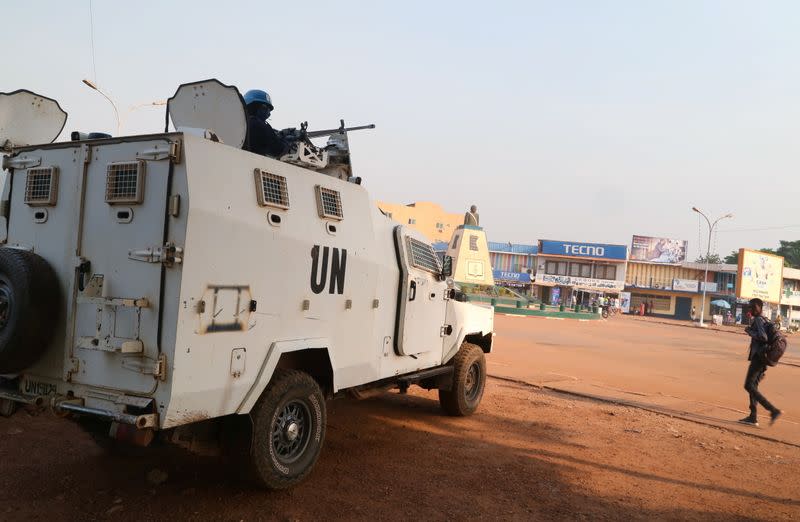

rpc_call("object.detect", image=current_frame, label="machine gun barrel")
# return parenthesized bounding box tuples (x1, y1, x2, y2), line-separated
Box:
(306, 124, 375, 139)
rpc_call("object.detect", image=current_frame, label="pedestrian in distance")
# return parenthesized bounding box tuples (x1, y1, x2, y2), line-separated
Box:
(739, 298, 782, 427)
(691, 305, 696, 321)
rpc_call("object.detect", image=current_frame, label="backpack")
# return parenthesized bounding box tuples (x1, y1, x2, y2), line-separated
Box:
(764, 321, 788, 367)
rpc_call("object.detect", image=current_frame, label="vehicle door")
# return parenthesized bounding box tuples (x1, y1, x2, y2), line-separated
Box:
(394, 226, 447, 356)
(70, 139, 174, 394)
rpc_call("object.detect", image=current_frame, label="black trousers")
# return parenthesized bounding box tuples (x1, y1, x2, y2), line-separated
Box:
(744, 357, 777, 417)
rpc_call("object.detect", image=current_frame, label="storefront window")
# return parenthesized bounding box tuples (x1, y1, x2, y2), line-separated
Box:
(544, 261, 568, 275)
(595, 264, 617, 280)
(631, 294, 671, 312)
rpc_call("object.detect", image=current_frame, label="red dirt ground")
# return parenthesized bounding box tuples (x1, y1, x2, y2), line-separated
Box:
(1, 317, 798, 520)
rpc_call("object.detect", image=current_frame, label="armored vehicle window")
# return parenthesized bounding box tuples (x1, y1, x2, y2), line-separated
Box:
(406, 237, 441, 274)
(106, 161, 146, 204)
(254, 169, 289, 209)
(315, 186, 343, 220)
(24, 167, 59, 206)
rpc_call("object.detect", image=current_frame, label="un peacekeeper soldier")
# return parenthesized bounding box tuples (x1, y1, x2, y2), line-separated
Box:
(243, 89, 289, 158)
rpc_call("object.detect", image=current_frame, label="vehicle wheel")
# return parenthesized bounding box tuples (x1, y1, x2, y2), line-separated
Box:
(439, 342, 486, 416)
(0, 248, 61, 374)
(249, 370, 326, 490)
(602, 308, 609, 319)
(0, 398, 16, 417)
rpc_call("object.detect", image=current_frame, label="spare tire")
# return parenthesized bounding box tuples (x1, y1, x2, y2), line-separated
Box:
(0, 248, 61, 374)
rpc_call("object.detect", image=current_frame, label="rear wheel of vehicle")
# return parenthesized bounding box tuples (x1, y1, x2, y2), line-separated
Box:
(249, 370, 326, 490)
(439, 342, 486, 416)
(0, 248, 61, 374)
(0, 398, 16, 417)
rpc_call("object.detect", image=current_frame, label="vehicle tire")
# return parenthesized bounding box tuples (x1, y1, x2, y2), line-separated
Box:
(249, 369, 326, 490)
(0, 248, 61, 374)
(0, 398, 16, 417)
(439, 342, 486, 417)
(602, 308, 609, 319)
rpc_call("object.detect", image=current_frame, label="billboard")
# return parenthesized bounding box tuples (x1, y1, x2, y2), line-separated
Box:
(736, 249, 784, 303)
(492, 270, 531, 284)
(630, 235, 688, 264)
(672, 278, 699, 292)
(539, 240, 628, 261)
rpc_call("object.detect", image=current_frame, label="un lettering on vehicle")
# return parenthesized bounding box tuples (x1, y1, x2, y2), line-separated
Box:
(22, 379, 57, 396)
(310, 245, 347, 295)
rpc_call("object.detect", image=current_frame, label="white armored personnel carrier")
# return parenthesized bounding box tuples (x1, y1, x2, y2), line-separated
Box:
(0, 80, 493, 488)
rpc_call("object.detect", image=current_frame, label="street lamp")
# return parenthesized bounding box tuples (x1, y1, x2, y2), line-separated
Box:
(692, 207, 733, 327)
(82, 79, 120, 135)
(82, 79, 166, 135)
(119, 100, 167, 132)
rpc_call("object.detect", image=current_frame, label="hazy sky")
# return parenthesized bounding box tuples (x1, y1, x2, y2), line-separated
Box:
(3, 1, 799, 259)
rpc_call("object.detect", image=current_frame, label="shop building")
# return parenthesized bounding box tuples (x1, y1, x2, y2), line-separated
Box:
(625, 261, 739, 320)
(488, 242, 537, 293)
(780, 267, 800, 326)
(534, 240, 628, 305)
(375, 201, 463, 243)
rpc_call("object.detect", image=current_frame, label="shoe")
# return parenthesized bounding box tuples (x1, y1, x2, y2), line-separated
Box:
(738, 416, 759, 427)
(770, 410, 782, 426)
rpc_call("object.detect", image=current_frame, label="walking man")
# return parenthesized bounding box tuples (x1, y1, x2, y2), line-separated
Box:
(739, 298, 782, 427)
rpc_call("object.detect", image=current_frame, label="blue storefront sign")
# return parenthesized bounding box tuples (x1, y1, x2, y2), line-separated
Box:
(493, 270, 531, 283)
(539, 240, 628, 261)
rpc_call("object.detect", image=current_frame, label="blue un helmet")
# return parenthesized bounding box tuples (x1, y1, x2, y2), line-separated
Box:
(243, 89, 273, 110)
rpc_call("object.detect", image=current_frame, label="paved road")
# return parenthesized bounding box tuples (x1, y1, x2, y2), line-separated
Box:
(489, 313, 800, 445)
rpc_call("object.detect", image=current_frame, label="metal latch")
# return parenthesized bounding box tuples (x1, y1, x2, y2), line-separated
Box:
(2, 155, 41, 170)
(136, 141, 181, 163)
(440, 324, 453, 337)
(121, 353, 167, 381)
(128, 243, 183, 267)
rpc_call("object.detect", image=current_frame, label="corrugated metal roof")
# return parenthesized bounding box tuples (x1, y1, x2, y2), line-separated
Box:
(487, 242, 538, 254)
(679, 262, 738, 273)
(784, 266, 800, 280)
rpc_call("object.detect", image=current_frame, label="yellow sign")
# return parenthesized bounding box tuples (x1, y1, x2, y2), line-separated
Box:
(736, 249, 784, 303)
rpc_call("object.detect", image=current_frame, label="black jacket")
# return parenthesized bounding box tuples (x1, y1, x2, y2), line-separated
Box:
(746, 316, 770, 361)
(244, 116, 287, 158)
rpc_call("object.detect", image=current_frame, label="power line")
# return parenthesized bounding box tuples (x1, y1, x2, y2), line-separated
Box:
(717, 224, 800, 233)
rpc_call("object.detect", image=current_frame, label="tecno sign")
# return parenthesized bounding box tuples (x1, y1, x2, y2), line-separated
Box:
(539, 240, 628, 260)
(563, 244, 604, 257)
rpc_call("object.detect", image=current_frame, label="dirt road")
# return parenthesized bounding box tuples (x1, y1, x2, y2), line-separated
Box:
(2, 316, 799, 520)
(2, 380, 799, 520)
(491, 314, 800, 445)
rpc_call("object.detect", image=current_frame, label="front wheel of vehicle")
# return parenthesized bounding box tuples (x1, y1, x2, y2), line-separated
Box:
(439, 342, 486, 416)
(249, 370, 326, 490)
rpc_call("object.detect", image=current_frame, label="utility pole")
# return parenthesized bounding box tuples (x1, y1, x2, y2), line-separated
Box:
(692, 207, 733, 327)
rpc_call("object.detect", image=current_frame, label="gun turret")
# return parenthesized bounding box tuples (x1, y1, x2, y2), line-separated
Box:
(278, 120, 375, 181)
(306, 120, 375, 139)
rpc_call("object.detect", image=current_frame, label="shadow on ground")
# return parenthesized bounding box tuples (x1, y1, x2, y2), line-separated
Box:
(0, 385, 791, 521)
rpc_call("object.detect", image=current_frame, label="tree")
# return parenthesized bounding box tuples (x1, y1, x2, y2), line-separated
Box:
(776, 240, 800, 269)
(724, 251, 738, 264)
(695, 253, 722, 264)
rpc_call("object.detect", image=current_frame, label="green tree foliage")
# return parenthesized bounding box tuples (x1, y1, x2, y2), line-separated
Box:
(776, 240, 800, 269)
(722, 241, 800, 268)
(695, 253, 722, 264)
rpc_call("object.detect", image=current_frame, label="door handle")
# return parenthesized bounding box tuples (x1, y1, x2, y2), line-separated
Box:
(409, 280, 417, 301)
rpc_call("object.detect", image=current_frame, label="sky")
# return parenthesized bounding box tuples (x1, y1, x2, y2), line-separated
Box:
(3, 0, 799, 260)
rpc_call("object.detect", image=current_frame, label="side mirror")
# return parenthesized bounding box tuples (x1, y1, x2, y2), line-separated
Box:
(441, 255, 453, 278)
